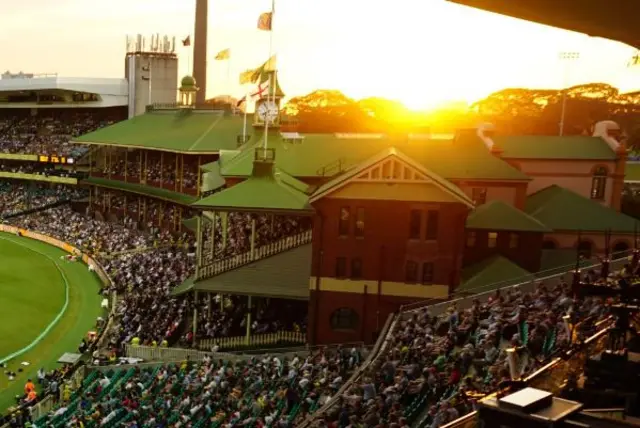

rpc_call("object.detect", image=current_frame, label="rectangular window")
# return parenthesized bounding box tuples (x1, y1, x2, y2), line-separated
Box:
(338, 207, 350, 236)
(354, 207, 365, 238)
(509, 233, 519, 249)
(351, 258, 363, 279)
(335, 257, 347, 278)
(467, 231, 476, 248)
(425, 210, 439, 240)
(488, 232, 498, 248)
(472, 188, 487, 205)
(409, 210, 421, 239)
(406, 261, 418, 283)
(422, 262, 434, 284)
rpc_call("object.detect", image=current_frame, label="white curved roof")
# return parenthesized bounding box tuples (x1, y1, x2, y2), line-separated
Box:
(0, 76, 128, 107)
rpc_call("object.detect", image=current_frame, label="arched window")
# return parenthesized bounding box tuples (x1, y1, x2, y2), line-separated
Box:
(542, 240, 557, 250)
(577, 240, 593, 258)
(613, 241, 630, 256)
(590, 167, 607, 200)
(330, 308, 359, 331)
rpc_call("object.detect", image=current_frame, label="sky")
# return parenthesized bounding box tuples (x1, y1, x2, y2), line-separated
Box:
(1, 0, 639, 110)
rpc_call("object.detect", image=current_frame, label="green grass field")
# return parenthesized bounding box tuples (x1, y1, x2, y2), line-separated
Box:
(0, 232, 103, 412)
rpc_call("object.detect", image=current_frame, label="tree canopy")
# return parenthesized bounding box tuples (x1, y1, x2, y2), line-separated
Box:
(281, 84, 640, 149)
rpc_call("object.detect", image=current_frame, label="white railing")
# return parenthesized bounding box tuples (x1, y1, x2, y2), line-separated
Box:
(197, 229, 312, 280)
(124, 345, 228, 362)
(198, 330, 306, 351)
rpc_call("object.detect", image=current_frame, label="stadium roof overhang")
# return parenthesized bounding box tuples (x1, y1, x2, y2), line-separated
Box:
(447, 0, 640, 49)
(0, 76, 129, 108)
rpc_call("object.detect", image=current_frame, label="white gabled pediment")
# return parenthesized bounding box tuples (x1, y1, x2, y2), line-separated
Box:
(310, 148, 474, 207)
(354, 157, 430, 183)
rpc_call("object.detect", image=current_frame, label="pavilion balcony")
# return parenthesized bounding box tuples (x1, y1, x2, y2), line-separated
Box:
(196, 229, 312, 281)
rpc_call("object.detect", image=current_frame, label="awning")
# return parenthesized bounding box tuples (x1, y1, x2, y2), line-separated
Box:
(172, 244, 312, 300)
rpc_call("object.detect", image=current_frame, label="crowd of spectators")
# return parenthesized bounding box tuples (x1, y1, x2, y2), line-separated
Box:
(7, 204, 310, 352)
(0, 108, 125, 157)
(312, 279, 611, 428)
(0, 365, 73, 428)
(96, 151, 200, 193)
(193, 296, 308, 344)
(34, 346, 363, 428)
(201, 212, 312, 264)
(0, 182, 87, 218)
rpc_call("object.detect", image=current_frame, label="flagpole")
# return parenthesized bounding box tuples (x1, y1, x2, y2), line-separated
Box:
(263, 0, 275, 154)
(226, 59, 231, 93)
(242, 85, 249, 142)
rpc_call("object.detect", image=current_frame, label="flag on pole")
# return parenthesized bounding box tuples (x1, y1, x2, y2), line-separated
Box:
(257, 12, 273, 31)
(182, 36, 191, 47)
(236, 78, 271, 107)
(238, 55, 277, 85)
(215, 48, 231, 60)
(239, 70, 255, 85)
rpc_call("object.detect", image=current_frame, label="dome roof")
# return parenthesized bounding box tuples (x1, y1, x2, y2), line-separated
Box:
(180, 75, 197, 90)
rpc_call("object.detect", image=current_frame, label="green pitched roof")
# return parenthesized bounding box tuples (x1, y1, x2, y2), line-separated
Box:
(221, 132, 529, 181)
(310, 147, 474, 207)
(75, 110, 245, 153)
(625, 162, 640, 182)
(182, 217, 197, 232)
(494, 135, 617, 160)
(458, 255, 533, 294)
(83, 176, 198, 205)
(193, 161, 313, 213)
(466, 200, 552, 232)
(525, 185, 640, 232)
(172, 244, 311, 299)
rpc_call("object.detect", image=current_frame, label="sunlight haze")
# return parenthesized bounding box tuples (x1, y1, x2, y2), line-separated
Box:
(1, 0, 639, 109)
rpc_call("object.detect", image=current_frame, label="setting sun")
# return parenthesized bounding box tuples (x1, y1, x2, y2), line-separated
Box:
(0, 0, 638, 109)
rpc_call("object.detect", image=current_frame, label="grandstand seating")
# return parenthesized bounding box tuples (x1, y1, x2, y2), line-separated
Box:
(34, 347, 361, 428)
(0, 182, 86, 219)
(0, 108, 125, 157)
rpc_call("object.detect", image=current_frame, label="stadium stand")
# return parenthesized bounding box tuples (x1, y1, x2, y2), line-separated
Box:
(0, 108, 124, 157)
(0, 186, 628, 428)
(5, 205, 310, 352)
(0, 182, 86, 218)
(30, 345, 362, 428)
(307, 283, 608, 427)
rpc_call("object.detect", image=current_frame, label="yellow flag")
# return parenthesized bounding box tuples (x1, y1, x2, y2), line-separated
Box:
(239, 70, 255, 85)
(214, 48, 230, 60)
(238, 55, 277, 85)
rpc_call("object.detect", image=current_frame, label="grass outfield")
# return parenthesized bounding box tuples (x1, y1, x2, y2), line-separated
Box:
(0, 232, 103, 412)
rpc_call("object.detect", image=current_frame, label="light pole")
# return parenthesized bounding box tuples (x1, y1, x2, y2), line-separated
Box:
(559, 51, 580, 136)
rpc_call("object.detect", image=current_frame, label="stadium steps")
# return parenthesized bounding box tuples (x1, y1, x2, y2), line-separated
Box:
(196, 229, 312, 281)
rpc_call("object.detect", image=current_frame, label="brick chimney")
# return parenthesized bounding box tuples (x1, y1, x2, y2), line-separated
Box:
(193, 0, 208, 105)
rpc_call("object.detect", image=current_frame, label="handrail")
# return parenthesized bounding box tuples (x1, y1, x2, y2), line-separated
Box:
(401, 251, 633, 315)
(197, 229, 312, 281)
(298, 313, 395, 428)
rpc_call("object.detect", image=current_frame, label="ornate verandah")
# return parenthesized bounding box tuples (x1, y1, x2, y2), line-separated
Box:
(178, 146, 315, 347)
